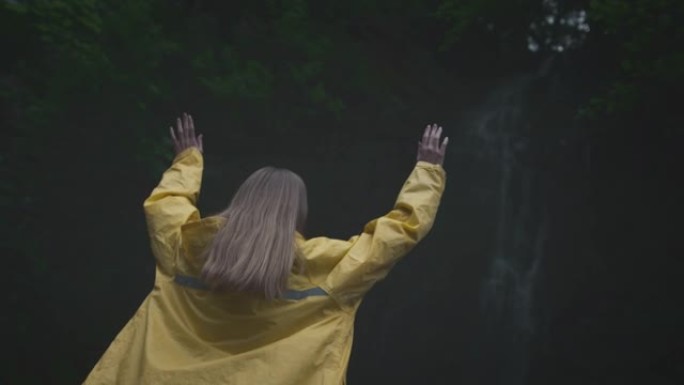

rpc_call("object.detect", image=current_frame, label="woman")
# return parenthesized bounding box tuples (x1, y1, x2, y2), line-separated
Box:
(84, 113, 448, 384)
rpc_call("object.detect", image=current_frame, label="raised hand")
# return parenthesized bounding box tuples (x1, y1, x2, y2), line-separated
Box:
(170, 112, 204, 156)
(417, 123, 448, 166)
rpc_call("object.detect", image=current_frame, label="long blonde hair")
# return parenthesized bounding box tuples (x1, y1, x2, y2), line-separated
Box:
(200, 166, 308, 300)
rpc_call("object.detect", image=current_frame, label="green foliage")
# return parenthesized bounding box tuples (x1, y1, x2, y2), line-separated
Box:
(436, 0, 542, 51)
(580, 0, 684, 118)
(195, 49, 275, 100)
(436, 0, 501, 48)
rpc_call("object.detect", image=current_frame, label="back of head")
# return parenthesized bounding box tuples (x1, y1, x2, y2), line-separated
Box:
(200, 166, 308, 300)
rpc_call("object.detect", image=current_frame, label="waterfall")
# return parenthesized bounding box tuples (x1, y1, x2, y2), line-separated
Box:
(471, 62, 551, 384)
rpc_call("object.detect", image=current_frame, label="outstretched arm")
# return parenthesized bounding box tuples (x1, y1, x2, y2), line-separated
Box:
(323, 124, 448, 306)
(143, 113, 204, 276)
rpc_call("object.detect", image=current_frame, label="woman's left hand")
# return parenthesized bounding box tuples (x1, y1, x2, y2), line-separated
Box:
(170, 112, 203, 156)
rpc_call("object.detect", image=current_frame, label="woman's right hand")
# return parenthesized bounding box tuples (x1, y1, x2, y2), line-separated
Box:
(417, 124, 448, 166)
(170, 112, 204, 157)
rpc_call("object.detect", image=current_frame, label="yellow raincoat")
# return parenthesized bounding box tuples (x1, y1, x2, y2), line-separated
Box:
(84, 147, 446, 384)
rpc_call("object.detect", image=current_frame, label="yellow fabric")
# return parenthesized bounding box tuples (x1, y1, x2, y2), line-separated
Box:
(84, 147, 446, 385)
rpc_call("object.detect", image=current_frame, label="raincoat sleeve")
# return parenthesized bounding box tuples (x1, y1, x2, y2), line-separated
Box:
(143, 147, 203, 276)
(322, 161, 446, 306)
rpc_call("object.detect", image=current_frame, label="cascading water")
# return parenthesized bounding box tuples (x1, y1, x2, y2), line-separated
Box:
(471, 61, 552, 385)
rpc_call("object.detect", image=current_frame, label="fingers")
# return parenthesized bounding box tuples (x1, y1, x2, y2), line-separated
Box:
(418, 123, 448, 164)
(184, 113, 190, 143)
(432, 124, 440, 149)
(175, 113, 200, 143)
(170, 112, 202, 155)
(425, 123, 440, 149)
(170, 126, 179, 153)
(184, 113, 193, 141)
(188, 114, 195, 138)
(176, 117, 185, 147)
(421, 124, 441, 148)
(187, 113, 200, 149)
(183, 113, 189, 143)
